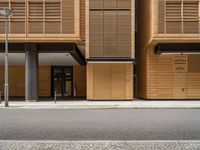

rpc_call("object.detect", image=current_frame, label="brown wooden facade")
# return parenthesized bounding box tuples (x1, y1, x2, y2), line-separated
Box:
(0, 65, 86, 97)
(0, 0, 135, 100)
(85, 0, 135, 100)
(87, 63, 133, 100)
(138, 0, 200, 99)
(0, 0, 85, 42)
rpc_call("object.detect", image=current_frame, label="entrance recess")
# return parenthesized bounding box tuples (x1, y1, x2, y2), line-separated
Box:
(52, 66, 73, 97)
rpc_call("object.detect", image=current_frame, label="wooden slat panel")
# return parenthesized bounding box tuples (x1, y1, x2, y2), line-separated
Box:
(125, 64, 133, 99)
(45, 21, 60, 34)
(11, 2, 25, 16)
(29, 2, 43, 17)
(158, 0, 165, 33)
(29, 21, 43, 34)
(62, 0, 74, 34)
(89, 0, 103, 9)
(73, 65, 86, 97)
(183, 21, 199, 34)
(166, 21, 182, 34)
(188, 55, 200, 73)
(0, 0, 9, 35)
(111, 64, 125, 99)
(39, 66, 51, 97)
(88, 0, 132, 58)
(93, 64, 111, 99)
(45, 2, 60, 17)
(0, 65, 51, 97)
(87, 63, 133, 100)
(118, 0, 131, 9)
(80, 0, 85, 41)
(10, 21, 25, 34)
(89, 11, 103, 57)
(104, 11, 117, 57)
(104, 0, 117, 9)
(118, 11, 131, 57)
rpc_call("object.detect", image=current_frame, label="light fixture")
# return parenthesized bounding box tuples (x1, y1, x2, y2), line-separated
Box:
(0, 7, 13, 107)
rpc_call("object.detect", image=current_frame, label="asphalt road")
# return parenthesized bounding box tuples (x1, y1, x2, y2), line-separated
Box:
(0, 109, 200, 140)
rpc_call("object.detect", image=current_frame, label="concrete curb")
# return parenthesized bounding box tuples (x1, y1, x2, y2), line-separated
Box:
(0, 140, 200, 150)
(1, 101, 200, 109)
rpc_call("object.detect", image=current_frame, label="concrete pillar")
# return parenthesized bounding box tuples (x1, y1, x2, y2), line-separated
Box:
(25, 44, 39, 101)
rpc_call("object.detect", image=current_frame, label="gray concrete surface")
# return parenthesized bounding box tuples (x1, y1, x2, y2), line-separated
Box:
(2, 100, 200, 109)
(1, 141, 200, 150)
(0, 109, 200, 140)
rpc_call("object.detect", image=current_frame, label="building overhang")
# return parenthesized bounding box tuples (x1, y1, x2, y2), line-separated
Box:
(87, 58, 134, 62)
(155, 43, 200, 54)
(0, 43, 86, 65)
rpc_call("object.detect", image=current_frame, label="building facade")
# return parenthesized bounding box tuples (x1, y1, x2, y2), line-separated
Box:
(1, 0, 200, 101)
(138, 0, 200, 99)
(0, 0, 134, 101)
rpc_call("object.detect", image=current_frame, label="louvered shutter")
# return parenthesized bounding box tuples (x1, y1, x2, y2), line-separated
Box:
(183, 2, 199, 33)
(10, 2, 25, 34)
(0, 2, 9, 34)
(28, 2, 43, 34)
(89, 0, 132, 58)
(45, 1, 61, 34)
(166, 2, 182, 33)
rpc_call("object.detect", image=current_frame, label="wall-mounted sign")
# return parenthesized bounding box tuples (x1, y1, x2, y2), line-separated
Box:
(173, 55, 188, 73)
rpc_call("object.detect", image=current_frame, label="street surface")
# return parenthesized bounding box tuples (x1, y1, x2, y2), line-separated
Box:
(0, 109, 200, 140)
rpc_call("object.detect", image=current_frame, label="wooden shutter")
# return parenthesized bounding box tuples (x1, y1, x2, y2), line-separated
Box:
(118, 0, 131, 9)
(45, 21, 60, 34)
(28, 2, 43, 34)
(45, 2, 60, 17)
(10, 2, 25, 34)
(104, 11, 117, 57)
(183, 2, 199, 33)
(93, 64, 111, 99)
(45, 1, 61, 34)
(158, 0, 165, 33)
(90, 0, 103, 9)
(118, 11, 131, 57)
(111, 64, 126, 99)
(166, 2, 182, 33)
(89, 0, 132, 58)
(89, 11, 104, 57)
(0, 2, 9, 34)
(62, 0, 74, 34)
(104, 0, 117, 9)
(29, 2, 43, 17)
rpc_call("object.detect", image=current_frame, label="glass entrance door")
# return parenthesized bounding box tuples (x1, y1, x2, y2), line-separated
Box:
(53, 67, 73, 97)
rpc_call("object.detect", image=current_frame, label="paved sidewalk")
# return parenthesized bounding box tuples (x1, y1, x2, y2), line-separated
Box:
(1, 99, 200, 109)
(1, 140, 200, 150)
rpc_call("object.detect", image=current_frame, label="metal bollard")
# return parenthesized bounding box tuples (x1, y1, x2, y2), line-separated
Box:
(54, 91, 57, 103)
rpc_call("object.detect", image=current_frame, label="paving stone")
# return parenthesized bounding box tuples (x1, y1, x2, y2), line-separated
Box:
(1, 141, 200, 150)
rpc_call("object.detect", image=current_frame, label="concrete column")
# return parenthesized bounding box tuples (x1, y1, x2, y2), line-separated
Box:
(25, 44, 39, 101)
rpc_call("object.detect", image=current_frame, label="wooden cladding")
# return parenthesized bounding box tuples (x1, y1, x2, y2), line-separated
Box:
(0, 0, 79, 38)
(89, 0, 132, 58)
(138, 47, 200, 99)
(0, 65, 51, 97)
(157, 0, 200, 34)
(87, 63, 133, 100)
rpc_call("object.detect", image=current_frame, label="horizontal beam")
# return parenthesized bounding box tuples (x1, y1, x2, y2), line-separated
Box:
(155, 43, 200, 54)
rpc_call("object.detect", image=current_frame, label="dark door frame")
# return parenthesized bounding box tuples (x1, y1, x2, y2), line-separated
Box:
(51, 66, 73, 98)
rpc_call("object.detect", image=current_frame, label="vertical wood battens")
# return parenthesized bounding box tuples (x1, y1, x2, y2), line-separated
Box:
(88, 0, 133, 58)
(0, 65, 51, 97)
(87, 63, 133, 100)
